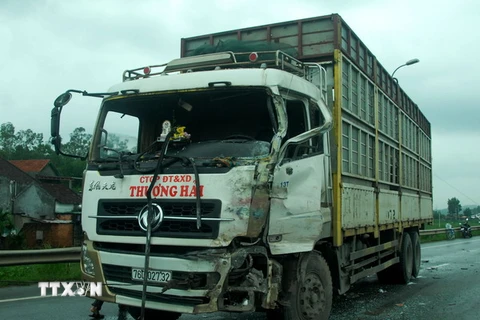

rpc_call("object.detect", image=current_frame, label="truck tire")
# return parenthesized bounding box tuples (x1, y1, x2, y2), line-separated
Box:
(127, 306, 181, 320)
(377, 233, 413, 284)
(409, 231, 421, 278)
(271, 252, 332, 320)
(393, 232, 413, 284)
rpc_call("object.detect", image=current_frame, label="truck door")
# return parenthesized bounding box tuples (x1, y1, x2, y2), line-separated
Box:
(268, 99, 326, 255)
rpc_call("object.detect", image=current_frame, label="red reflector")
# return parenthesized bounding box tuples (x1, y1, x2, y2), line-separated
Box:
(143, 67, 151, 75)
(249, 52, 258, 62)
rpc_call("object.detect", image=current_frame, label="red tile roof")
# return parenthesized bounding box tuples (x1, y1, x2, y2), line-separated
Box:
(9, 159, 51, 173)
(0, 158, 35, 185)
(1, 157, 81, 205)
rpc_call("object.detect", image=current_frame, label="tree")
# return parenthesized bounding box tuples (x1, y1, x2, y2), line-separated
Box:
(0, 122, 54, 160)
(447, 197, 462, 220)
(463, 208, 472, 218)
(62, 127, 92, 156)
(15, 129, 44, 151)
(0, 122, 135, 180)
(0, 209, 14, 236)
(0, 122, 16, 157)
(433, 210, 443, 220)
(0, 122, 84, 178)
(472, 206, 480, 216)
(107, 134, 129, 151)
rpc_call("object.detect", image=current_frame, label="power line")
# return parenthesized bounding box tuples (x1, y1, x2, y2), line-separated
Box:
(434, 173, 478, 205)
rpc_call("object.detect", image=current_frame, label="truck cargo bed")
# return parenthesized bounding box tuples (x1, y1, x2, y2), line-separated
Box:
(181, 14, 430, 138)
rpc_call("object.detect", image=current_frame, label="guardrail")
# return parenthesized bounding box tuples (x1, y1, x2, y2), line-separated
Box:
(420, 225, 480, 236)
(1, 227, 479, 266)
(0, 247, 80, 267)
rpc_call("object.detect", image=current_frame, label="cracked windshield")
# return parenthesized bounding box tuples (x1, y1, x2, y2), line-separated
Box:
(94, 89, 274, 165)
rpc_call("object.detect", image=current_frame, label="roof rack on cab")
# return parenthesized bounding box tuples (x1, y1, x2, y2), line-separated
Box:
(121, 50, 327, 96)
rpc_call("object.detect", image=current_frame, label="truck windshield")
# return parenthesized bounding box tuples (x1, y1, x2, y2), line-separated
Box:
(89, 88, 276, 163)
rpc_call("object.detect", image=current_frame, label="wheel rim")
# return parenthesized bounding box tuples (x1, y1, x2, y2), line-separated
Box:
(297, 272, 326, 319)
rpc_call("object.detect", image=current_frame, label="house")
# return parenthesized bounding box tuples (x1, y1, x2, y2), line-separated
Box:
(0, 157, 82, 248)
(9, 159, 59, 178)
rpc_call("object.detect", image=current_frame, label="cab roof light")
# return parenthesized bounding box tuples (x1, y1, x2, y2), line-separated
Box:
(249, 52, 259, 62)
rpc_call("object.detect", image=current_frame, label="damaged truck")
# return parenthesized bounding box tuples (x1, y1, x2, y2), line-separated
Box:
(50, 13, 432, 320)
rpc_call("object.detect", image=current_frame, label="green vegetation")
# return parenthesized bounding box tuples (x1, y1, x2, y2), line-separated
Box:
(422, 218, 480, 243)
(0, 122, 89, 185)
(0, 210, 25, 250)
(0, 263, 81, 287)
(447, 197, 462, 220)
(425, 217, 480, 230)
(0, 121, 130, 185)
(421, 229, 480, 243)
(420, 233, 449, 243)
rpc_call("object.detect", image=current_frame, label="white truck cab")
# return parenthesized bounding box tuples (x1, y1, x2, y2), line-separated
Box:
(52, 50, 334, 319)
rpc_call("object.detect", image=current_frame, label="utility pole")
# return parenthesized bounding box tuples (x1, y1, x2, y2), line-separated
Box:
(437, 208, 440, 228)
(9, 180, 16, 215)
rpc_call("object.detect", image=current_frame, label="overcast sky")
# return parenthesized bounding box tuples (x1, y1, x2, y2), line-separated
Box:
(1, 0, 479, 209)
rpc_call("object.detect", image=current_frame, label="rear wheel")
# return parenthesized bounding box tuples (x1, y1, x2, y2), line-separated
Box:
(377, 233, 413, 284)
(127, 306, 181, 320)
(394, 232, 413, 284)
(410, 231, 421, 278)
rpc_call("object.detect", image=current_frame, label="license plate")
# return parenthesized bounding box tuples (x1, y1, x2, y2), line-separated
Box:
(131, 268, 172, 283)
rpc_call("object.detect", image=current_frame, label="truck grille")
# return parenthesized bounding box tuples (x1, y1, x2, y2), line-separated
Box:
(96, 199, 221, 239)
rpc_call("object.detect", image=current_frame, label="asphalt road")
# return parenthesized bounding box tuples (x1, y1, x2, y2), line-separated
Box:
(1, 237, 479, 320)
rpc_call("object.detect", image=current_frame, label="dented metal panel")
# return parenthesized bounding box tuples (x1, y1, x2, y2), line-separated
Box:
(99, 247, 232, 314)
(268, 155, 325, 255)
(82, 167, 257, 248)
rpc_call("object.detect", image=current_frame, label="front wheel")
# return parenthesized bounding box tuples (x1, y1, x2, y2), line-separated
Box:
(446, 230, 455, 240)
(127, 306, 181, 320)
(271, 252, 333, 320)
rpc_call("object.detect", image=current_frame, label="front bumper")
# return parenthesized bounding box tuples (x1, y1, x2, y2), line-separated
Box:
(81, 239, 234, 314)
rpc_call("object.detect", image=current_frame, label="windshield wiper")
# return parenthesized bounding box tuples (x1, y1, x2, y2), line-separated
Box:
(133, 136, 185, 173)
(99, 147, 139, 178)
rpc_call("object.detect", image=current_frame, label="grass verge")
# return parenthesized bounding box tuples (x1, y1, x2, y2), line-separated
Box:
(0, 263, 81, 287)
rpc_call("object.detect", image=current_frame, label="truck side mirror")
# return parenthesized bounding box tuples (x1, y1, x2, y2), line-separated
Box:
(51, 92, 72, 138)
(54, 92, 72, 108)
(50, 91, 86, 160)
